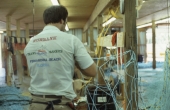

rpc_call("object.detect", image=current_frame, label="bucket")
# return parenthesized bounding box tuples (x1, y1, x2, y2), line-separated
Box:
(86, 85, 116, 110)
(138, 55, 143, 62)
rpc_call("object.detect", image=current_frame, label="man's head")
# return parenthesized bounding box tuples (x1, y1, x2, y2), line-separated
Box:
(43, 5, 68, 31)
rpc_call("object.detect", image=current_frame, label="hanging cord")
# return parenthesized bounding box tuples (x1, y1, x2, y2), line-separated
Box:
(31, 0, 35, 36)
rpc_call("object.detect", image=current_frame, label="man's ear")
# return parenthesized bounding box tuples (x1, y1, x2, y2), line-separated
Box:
(60, 19, 65, 24)
(59, 19, 63, 24)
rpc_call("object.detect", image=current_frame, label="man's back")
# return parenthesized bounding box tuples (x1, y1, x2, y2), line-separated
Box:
(24, 25, 94, 100)
(27, 5, 97, 110)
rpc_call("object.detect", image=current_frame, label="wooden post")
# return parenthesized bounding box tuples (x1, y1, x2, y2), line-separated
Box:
(82, 32, 87, 43)
(6, 16, 11, 37)
(82, 32, 85, 43)
(6, 16, 11, 85)
(144, 30, 147, 62)
(86, 31, 88, 44)
(152, 20, 156, 69)
(16, 50, 24, 85)
(97, 15, 105, 85)
(124, 0, 138, 109)
(25, 23, 29, 38)
(137, 29, 140, 55)
(16, 20, 20, 37)
(90, 26, 94, 51)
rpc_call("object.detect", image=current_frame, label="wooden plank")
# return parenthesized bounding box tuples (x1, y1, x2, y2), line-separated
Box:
(90, 26, 94, 51)
(123, 0, 138, 109)
(152, 20, 156, 69)
(83, 0, 116, 32)
(97, 35, 116, 47)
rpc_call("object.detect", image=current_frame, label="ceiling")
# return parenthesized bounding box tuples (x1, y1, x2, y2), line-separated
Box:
(137, 0, 170, 25)
(0, 0, 98, 31)
(0, 0, 170, 31)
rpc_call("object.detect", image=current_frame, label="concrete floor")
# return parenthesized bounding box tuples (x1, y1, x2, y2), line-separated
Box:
(0, 71, 31, 110)
(0, 68, 165, 110)
(138, 68, 164, 109)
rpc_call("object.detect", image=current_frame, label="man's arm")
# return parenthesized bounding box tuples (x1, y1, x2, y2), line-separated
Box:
(73, 35, 97, 77)
(75, 61, 97, 77)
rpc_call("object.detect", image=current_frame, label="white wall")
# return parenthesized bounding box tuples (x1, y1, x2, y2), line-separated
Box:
(66, 29, 83, 41)
(11, 30, 26, 37)
(8, 28, 107, 44)
(146, 26, 169, 61)
(93, 28, 98, 42)
(67, 28, 98, 45)
(138, 31, 146, 55)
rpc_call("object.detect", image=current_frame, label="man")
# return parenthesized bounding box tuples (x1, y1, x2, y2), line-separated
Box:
(24, 5, 97, 110)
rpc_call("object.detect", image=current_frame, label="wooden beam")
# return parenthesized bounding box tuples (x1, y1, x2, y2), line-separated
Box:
(137, 7, 170, 26)
(25, 23, 29, 38)
(152, 20, 156, 69)
(16, 20, 20, 37)
(90, 26, 94, 51)
(83, 0, 115, 32)
(97, 15, 105, 85)
(98, 15, 103, 34)
(6, 16, 11, 37)
(124, 0, 138, 109)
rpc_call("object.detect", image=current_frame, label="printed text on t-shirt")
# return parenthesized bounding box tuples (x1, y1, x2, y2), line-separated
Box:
(33, 36, 57, 42)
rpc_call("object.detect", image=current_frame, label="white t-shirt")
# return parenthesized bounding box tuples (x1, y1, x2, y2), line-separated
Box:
(24, 25, 94, 100)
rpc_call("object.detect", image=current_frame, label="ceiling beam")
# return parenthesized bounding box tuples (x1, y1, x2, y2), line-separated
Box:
(83, 0, 116, 32)
(137, 7, 170, 26)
